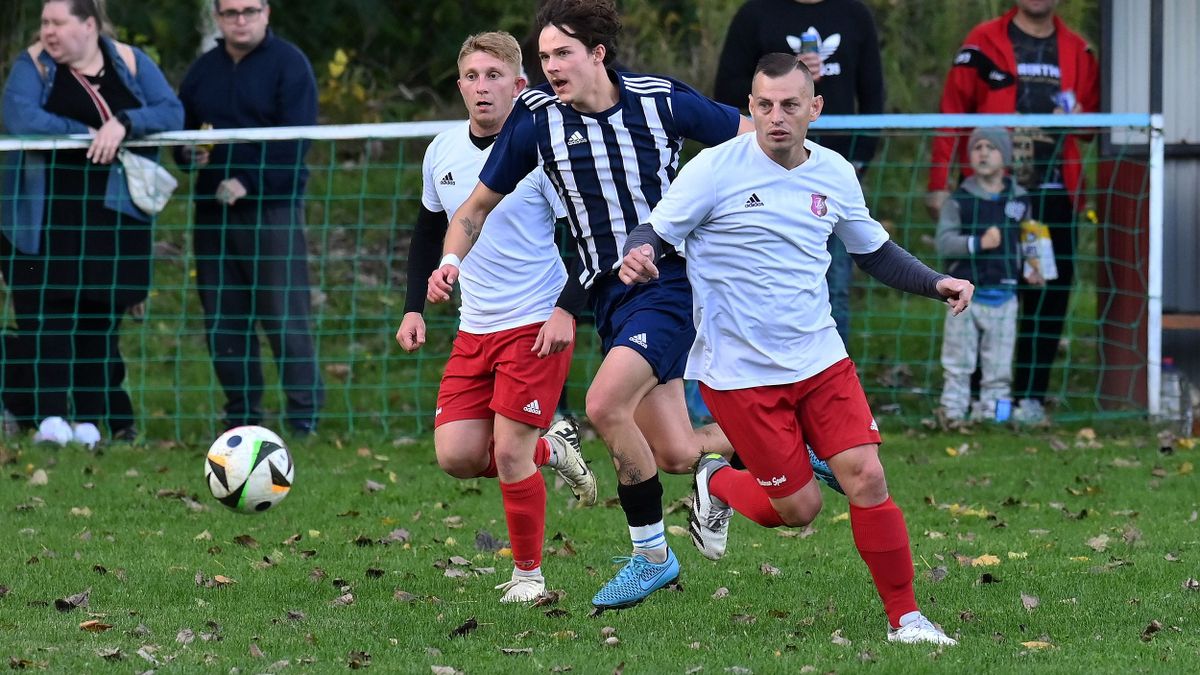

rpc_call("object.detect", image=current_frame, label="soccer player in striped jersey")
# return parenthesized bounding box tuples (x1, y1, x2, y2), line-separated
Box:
(427, 0, 771, 610)
(397, 31, 597, 604)
(619, 53, 969, 645)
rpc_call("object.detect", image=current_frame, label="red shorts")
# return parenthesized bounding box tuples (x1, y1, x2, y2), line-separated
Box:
(435, 322, 573, 429)
(700, 358, 882, 498)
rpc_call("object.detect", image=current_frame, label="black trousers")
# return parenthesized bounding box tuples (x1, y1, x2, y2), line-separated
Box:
(193, 202, 323, 429)
(1014, 191, 1076, 402)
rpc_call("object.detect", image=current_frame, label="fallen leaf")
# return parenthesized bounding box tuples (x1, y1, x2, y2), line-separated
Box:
(331, 593, 355, 607)
(760, 563, 781, 577)
(712, 587, 730, 599)
(450, 617, 478, 638)
(927, 566, 948, 583)
(28, 469, 48, 486)
(1021, 593, 1040, 610)
(79, 619, 113, 632)
(830, 629, 852, 646)
(430, 668, 462, 675)
(531, 590, 565, 607)
(604, 636, 620, 647)
(366, 568, 385, 579)
(474, 530, 503, 551)
(1141, 620, 1163, 642)
(545, 608, 570, 618)
(725, 668, 753, 674)
(1165, 553, 1181, 562)
(285, 609, 307, 621)
(213, 575, 235, 587)
(1021, 641, 1054, 649)
(394, 590, 419, 603)
(96, 648, 122, 661)
(233, 534, 259, 549)
(449, 556, 472, 567)
(249, 641, 265, 658)
(364, 479, 386, 493)
(194, 530, 212, 541)
(1183, 578, 1199, 591)
(70, 507, 92, 517)
(978, 573, 1001, 584)
(443, 516, 464, 529)
(501, 647, 533, 655)
(971, 554, 1001, 567)
(176, 628, 196, 644)
(347, 651, 371, 669)
(54, 589, 90, 612)
(1086, 534, 1110, 552)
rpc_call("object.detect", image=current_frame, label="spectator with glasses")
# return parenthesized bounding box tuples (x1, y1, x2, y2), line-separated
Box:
(176, 0, 324, 437)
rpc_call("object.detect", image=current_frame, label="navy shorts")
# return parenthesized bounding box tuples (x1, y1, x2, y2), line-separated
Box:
(590, 255, 694, 383)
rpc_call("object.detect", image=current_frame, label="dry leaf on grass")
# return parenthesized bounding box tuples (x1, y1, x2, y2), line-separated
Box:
(971, 554, 1001, 567)
(760, 563, 781, 576)
(176, 628, 195, 645)
(712, 587, 730, 599)
(79, 619, 113, 632)
(54, 589, 89, 612)
(28, 469, 48, 486)
(364, 480, 386, 493)
(331, 593, 355, 607)
(450, 617, 478, 638)
(1141, 620, 1163, 642)
(1021, 641, 1055, 649)
(233, 534, 259, 549)
(430, 667, 462, 675)
(1086, 534, 1110, 552)
(1021, 593, 1040, 610)
(501, 647, 533, 655)
(830, 629, 852, 646)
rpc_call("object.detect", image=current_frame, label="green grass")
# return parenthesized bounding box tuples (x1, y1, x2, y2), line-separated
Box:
(2, 425, 1198, 673)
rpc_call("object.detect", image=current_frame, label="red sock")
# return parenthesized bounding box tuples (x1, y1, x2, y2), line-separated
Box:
(533, 437, 551, 467)
(477, 441, 499, 478)
(850, 497, 919, 628)
(500, 472, 547, 572)
(709, 467, 785, 527)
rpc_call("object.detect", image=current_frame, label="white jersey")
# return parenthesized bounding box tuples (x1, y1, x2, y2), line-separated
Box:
(649, 135, 889, 390)
(422, 122, 568, 333)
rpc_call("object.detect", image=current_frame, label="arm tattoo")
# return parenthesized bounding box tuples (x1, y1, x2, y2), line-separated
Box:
(457, 215, 481, 243)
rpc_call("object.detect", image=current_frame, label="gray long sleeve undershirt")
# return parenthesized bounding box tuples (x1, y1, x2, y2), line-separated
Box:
(850, 240, 948, 300)
(626, 223, 946, 301)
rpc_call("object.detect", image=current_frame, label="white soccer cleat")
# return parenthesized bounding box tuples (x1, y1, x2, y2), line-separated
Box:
(33, 416, 73, 446)
(689, 453, 733, 560)
(72, 423, 102, 449)
(495, 571, 546, 603)
(544, 417, 596, 506)
(887, 613, 958, 645)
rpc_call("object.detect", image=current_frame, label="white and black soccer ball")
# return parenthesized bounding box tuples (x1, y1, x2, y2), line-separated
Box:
(205, 426, 294, 513)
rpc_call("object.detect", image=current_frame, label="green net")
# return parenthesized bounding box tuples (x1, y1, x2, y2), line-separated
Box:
(0, 114, 1161, 441)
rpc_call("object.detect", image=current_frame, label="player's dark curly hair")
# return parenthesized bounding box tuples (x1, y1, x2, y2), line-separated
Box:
(535, 0, 621, 65)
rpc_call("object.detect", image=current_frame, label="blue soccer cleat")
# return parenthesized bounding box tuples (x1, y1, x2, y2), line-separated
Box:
(808, 446, 845, 495)
(591, 548, 680, 609)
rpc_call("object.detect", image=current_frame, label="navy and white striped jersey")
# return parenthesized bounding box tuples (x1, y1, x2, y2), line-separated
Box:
(479, 71, 741, 289)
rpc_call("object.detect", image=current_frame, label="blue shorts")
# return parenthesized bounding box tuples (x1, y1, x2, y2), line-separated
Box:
(590, 255, 694, 383)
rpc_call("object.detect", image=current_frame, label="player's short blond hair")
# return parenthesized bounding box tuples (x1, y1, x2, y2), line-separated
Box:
(457, 32, 522, 74)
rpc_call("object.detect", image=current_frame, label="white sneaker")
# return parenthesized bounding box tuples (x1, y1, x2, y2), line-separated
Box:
(689, 453, 733, 560)
(33, 416, 73, 446)
(543, 417, 596, 506)
(72, 423, 101, 449)
(887, 613, 958, 645)
(1013, 398, 1046, 425)
(494, 570, 545, 603)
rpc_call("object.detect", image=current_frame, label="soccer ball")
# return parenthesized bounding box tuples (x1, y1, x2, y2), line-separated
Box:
(204, 426, 294, 513)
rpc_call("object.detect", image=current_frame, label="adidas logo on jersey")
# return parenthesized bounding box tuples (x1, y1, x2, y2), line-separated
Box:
(523, 400, 542, 415)
(566, 131, 587, 146)
(629, 333, 648, 348)
(745, 193, 765, 208)
(440, 172, 455, 185)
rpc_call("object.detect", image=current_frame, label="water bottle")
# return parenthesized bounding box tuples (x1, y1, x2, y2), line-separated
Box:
(995, 398, 1012, 423)
(800, 29, 820, 55)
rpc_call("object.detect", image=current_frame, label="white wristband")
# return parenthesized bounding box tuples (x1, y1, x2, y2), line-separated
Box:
(439, 253, 461, 269)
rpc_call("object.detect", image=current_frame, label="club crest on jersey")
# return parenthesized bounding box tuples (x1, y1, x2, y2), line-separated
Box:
(810, 193, 828, 217)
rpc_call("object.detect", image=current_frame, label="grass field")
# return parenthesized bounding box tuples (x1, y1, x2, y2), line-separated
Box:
(1, 424, 1198, 673)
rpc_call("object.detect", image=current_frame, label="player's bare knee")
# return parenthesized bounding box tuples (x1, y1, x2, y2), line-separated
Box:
(435, 447, 482, 479)
(654, 445, 700, 474)
(838, 460, 889, 503)
(585, 390, 632, 435)
(776, 498, 821, 527)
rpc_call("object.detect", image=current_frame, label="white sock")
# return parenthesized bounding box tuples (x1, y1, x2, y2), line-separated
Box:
(514, 566, 542, 579)
(898, 610, 922, 627)
(630, 522, 667, 562)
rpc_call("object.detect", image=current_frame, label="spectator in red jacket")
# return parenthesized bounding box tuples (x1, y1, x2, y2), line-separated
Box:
(926, 0, 1099, 424)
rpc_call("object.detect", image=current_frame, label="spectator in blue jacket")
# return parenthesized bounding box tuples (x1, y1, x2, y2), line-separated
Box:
(176, 0, 323, 436)
(0, 0, 183, 446)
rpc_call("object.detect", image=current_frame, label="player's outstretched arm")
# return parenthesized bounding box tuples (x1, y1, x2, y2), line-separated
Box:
(428, 183, 504, 304)
(850, 240, 973, 314)
(936, 277, 975, 316)
(398, 205, 449, 351)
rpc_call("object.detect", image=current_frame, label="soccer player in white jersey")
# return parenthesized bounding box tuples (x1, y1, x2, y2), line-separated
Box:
(396, 31, 597, 604)
(427, 0, 835, 611)
(619, 53, 971, 645)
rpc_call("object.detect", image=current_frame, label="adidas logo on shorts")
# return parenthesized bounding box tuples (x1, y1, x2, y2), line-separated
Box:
(744, 193, 764, 208)
(566, 131, 587, 146)
(523, 400, 542, 415)
(440, 172, 455, 185)
(629, 333, 648, 348)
